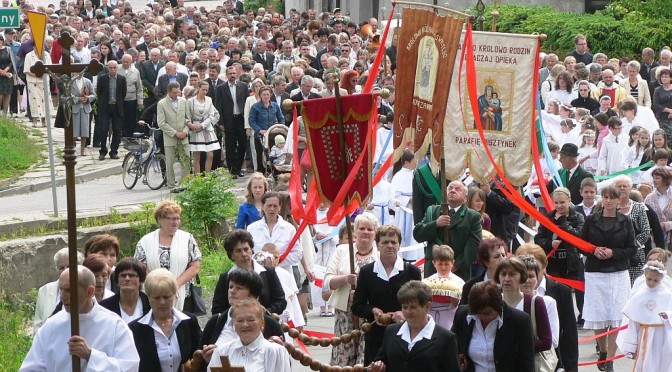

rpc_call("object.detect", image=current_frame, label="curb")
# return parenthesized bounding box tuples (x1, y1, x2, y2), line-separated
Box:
(0, 164, 121, 198)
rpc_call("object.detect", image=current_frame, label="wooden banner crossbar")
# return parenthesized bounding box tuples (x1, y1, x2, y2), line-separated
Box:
(392, 0, 471, 18)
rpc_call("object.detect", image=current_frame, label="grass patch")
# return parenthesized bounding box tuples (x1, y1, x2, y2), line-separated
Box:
(0, 291, 35, 371)
(200, 250, 234, 293)
(0, 117, 42, 180)
(0, 205, 157, 241)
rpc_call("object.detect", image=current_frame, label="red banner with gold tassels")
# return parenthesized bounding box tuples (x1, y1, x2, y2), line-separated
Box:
(302, 94, 375, 207)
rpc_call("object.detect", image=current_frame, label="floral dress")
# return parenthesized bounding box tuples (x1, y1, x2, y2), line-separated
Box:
(330, 253, 375, 366)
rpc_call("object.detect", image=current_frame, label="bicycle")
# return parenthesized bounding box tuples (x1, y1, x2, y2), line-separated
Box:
(121, 121, 167, 190)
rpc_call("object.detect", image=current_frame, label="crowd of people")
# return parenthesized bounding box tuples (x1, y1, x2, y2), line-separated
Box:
(13, 0, 672, 370)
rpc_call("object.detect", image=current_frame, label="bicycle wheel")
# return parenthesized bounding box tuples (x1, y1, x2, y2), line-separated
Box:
(122, 153, 141, 189)
(145, 153, 167, 190)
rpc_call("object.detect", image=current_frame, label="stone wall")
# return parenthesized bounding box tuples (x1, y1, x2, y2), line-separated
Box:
(0, 223, 138, 295)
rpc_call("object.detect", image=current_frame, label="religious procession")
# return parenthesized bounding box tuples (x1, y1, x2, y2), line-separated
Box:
(6, 0, 672, 371)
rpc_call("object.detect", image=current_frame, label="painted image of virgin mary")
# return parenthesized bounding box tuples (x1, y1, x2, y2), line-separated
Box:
(476, 85, 502, 131)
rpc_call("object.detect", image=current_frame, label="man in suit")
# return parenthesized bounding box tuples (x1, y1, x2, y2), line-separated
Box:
(271, 76, 291, 125)
(157, 82, 191, 190)
(538, 53, 558, 91)
(285, 66, 304, 94)
(290, 75, 321, 119)
(204, 64, 225, 170)
(252, 40, 274, 73)
(205, 64, 225, 100)
(413, 181, 482, 279)
(516, 244, 578, 372)
(96, 60, 126, 160)
(215, 66, 249, 178)
(155, 62, 188, 100)
(640, 47, 659, 85)
(547, 143, 594, 205)
(139, 48, 164, 109)
(136, 29, 154, 56)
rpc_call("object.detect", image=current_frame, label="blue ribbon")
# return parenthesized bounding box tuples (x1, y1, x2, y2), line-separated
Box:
(314, 218, 346, 245)
(536, 96, 563, 187)
(372, 126, 394, 176)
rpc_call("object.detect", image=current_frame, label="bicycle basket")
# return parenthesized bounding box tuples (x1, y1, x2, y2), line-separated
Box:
(123, 138, 150, 152)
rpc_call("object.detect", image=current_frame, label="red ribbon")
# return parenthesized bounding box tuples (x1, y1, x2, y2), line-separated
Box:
(457, 22, 597, 256)
(546, 274, 585, 292)
(528, 47, 554, 212)
(578, 324, 628, 343)
(362, 5, 396, 94)
(577, 354, 625, 367)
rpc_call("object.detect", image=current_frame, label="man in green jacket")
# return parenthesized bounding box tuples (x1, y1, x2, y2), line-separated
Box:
(413, 181, 482, 279)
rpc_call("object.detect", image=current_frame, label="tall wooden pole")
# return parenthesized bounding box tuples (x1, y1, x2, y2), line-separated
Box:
(331, 69, 356, 274)
(31, 32, 103, 372)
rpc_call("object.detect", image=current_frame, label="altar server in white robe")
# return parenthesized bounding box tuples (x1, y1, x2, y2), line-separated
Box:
(391, 150, 420, 259)
(616, 261, 672, 372)
(311, 203, 339, 314)
(368, 178, 395, 226)
(20, 265, 140, 372)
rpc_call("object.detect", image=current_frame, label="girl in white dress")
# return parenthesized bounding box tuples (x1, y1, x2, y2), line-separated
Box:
(616, 261, 672, 372)
(578, 129, 598, 173)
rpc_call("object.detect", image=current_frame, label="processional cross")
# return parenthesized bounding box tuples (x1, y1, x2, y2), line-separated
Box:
(207, 356, 245, 372)
(30, 31, 103, 372)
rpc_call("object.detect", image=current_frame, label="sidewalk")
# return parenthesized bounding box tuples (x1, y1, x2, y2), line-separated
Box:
(0, 116, 126, 198)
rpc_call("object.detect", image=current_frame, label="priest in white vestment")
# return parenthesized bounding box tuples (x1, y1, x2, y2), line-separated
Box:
(20, 266, 140, 372)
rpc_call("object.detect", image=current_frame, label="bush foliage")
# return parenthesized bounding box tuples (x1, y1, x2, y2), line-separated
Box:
(174, 169, 239, 253)
(485, 1, 672, 60)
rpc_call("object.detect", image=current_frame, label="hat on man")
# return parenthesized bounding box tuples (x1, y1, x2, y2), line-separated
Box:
(599, 94, 612, 102)
(559, 143, 579, 157)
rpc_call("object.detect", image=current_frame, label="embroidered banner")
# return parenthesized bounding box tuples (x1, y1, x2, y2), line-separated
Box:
(302, 94, 375, 206)
(393, 8, 464, 167)
(446, 31, 538, 186)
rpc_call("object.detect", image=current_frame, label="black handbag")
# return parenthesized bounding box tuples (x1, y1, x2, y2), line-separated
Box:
(188, 274, 207, 316)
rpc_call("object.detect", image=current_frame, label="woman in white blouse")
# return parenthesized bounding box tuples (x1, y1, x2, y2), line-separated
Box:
(208, 299, 290, 372)
(128, 269, 202, 372)
(324, 212, 380, 366)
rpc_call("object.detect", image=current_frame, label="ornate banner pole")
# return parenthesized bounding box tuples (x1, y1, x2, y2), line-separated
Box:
(30, 32, 103, 372)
